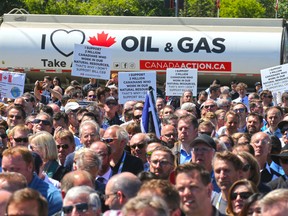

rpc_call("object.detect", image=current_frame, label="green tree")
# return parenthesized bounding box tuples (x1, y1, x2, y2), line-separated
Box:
(220, 0, 265, 18)
(0, 0, 24, 16)
(278, 1, 288, 18)
(258, 0, 275, 18)
(180, 0, 215, 17)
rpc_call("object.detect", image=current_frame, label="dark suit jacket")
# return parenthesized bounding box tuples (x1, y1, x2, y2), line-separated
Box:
(111, 151, 143, 176)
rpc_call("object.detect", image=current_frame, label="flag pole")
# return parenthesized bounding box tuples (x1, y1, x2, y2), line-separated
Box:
(216, 0, 220, 18)
(275, 0, 278, 18)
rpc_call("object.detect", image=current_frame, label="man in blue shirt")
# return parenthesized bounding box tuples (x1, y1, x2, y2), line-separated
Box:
(1, 146, 62, 216)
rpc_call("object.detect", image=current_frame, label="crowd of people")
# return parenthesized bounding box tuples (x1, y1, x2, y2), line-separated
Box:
(0, 75, 287, 216)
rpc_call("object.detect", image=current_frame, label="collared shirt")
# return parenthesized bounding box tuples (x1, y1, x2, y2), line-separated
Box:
(263, 127, 282, 139)
(97, 167, 112, 185)
(232, 96, 249, 108)
(270, 161, 285, 176)
(180, 145, 191, 164)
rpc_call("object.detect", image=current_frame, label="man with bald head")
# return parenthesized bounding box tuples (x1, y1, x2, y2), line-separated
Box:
(251, 132, 280, 183)
(90, 141, 112, 184)
(129, 133, 150, 170)
(104, 172, 141, 210)
(160, 124, 177, 148)
(0, 190, 11, 215)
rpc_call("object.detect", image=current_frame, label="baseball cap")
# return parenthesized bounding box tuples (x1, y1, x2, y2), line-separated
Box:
(64, 102, 80, 113)
(255, 82, 261, 87)
(191, 134, 216, 151)
(278, 120, 288, 131)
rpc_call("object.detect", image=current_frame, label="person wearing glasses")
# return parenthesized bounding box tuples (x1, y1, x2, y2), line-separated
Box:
(200, 99, 218, 118)
(149, 146, 175, 180)
(8, 124, 30, 147)
(226, 179, 258, 216)
(191, 134, 220, 193)
(268, 149, 288, 189)
(32, 112, 53, 134)
(260, 90, 274, 110)
(6, 188, 48, 216)
(217, 111, 239, 137)
(102, 125, 143, 176)
(63, 185, 101, 216)
(6, 105, 26, 131)
(232, 103, 248, 133)
(160, 124, 177, 149)
(129, 133, 150, 171)
(86, 88, 97, 102)
(104, 172, 141, 212)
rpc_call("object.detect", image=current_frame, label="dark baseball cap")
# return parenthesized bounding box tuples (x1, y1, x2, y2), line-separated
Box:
(191, 134, 216, 151)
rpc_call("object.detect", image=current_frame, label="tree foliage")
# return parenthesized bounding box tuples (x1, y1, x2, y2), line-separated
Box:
(180, 0, 216, 17)
(220, 0, 265, 18)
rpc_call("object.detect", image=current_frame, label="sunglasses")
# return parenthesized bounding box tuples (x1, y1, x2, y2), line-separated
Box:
(8, 115, 22, 120)
(106, 102, 117, 106)
(101, 138, 116, 144)
(204, 105, 215, 109)
(264, 95, 273, 98)
(57, 144, 69, 150)
(130, 143, 146, 149)
(133, 115, 142, 119)
(233, 108, 246, 113)
(13, 137, 29, 143)
(33, 119, 51, 125)
(88, 95, 96, 98)
(242, 164, 251, 172)
(231, 192, 252, 200)
(62, 203, 91, 214)
(0, 134, 7, 139)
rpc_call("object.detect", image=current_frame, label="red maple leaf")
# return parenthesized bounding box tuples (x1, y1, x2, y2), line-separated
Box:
(88, 31, 116, 47)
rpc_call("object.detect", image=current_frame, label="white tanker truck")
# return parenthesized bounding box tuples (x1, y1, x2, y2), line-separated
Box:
(0, 13, 287, 88)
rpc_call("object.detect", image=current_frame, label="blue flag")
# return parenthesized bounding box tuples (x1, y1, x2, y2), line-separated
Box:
(141, 86, 161, 138)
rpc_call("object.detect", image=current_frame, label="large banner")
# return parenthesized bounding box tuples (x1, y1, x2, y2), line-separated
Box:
(0, 71, 26, 99)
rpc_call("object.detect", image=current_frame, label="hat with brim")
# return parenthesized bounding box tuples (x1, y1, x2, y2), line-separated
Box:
(255, 82, 261, 87)
(271, 150, 288, 164)
(191, 134, 216, 151)
(278, 120, 288, 131)
(64, 102, 80, 113)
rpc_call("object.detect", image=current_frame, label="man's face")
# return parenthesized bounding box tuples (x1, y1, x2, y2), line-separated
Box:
(250, 132, 271, 159)
(56, 137, 75, 165)
(282, 126, 288, 145)
(225, 114, 238, 132)
(7, 200, 39, 216)
(178, 119, 198, 144)
(163, 107, 174, 117)
(213, 159, 240, 192)
(183, 92, 192, 103)
(7, 109, 24, 129)
(87, 90, 96, 101)
(33, 115, 52, 134)
(237, 87, 247, 97)
(160, 125, 177, 148)
(176, 170, 212, 216)
(129, 134, 147, 163)
(246, 115, 262, 134)
(156, 99, 165, 112)
(233, 104, 247, 121)
(250, 102, 263, 115)
(105, 181, 121, 210)
(133, 110, 142, 125)
(102, 128, 123, 154)
(198, 94, 207, 104)
(203, 101, 217, 112)
(64, 194, 98, 216)
(10, 130, 29, 147)
(149, 150, 174, 180)
(90, 142, 110, 172)
(53, 118, 68, 129)
(266, 108, 282, 130)
(2, 154, 33, 183)
(80, 125, 99, 148)
(192, 143, 215, 172)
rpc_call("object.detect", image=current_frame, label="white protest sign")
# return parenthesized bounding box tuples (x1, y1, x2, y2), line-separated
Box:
(118, 71, 156, 104)
(0, 71, 26, 99)
(261, 63, 288, 95)
(165, 68, 198, 96)
(72, 44, 111, 80)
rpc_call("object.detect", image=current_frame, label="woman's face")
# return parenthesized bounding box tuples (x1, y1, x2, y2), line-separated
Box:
(238, 156, 251, 180)
(231, 185, 252, 214)
(247, 200, 261, 216)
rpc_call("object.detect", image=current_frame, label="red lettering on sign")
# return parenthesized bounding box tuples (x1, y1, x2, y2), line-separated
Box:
(140, 60, 231, 72)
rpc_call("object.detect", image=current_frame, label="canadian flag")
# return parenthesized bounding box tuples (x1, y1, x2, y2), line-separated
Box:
(0, 73, 12, 83)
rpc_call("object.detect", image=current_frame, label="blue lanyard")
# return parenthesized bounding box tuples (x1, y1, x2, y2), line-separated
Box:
(117, 151, 127, 174)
